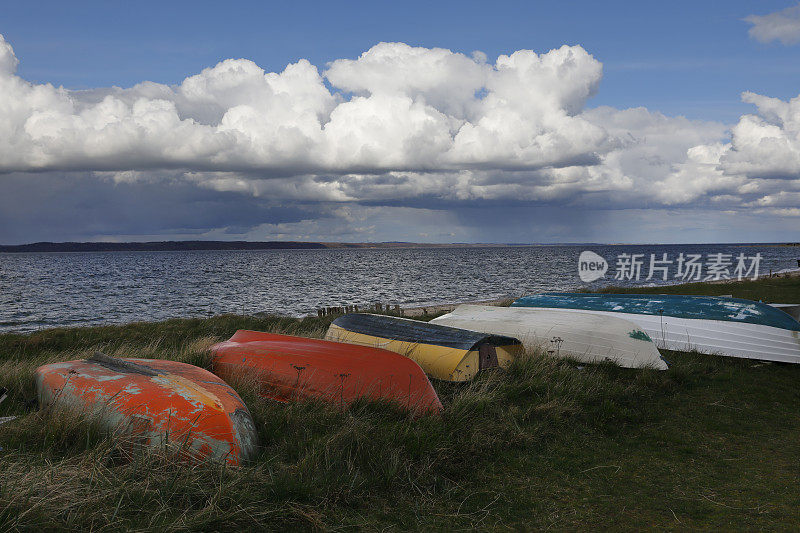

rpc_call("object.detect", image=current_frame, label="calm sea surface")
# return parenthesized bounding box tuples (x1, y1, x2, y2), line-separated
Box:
(0, 244, 797, 333)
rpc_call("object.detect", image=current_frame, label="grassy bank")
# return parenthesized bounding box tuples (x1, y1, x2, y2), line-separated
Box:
(595, 273, 800, 302)
(1, 279, 800, 530)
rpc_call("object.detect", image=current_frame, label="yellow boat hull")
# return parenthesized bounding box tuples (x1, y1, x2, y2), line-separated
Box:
(326, 315, 522, 382)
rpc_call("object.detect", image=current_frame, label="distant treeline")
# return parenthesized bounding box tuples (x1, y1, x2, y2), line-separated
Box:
(0, 241, 328, 253)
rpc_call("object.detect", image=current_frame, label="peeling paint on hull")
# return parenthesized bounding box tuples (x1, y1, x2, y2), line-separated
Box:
(513, 294, 800, 331)
(35, 355, 258, 466)
(512, 294, 800, 363)
(211, 330, 442, 416)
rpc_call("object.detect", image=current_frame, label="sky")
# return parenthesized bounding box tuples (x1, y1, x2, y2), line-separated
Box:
(1, 0, 799, 244)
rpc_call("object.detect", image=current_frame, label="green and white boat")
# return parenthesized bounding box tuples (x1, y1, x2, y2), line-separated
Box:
(512, 294, 800, 363)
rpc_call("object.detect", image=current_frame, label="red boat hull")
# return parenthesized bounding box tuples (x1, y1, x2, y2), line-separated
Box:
(211, 330, 443, 416)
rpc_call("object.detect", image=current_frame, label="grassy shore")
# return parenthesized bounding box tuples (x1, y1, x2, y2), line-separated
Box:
(594, 273, 800, 302)
(1, 278, 800, 530)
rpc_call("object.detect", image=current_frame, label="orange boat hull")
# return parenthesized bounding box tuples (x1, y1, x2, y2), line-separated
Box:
(35, 354, 258, 466)
(211, 330, 443, 416)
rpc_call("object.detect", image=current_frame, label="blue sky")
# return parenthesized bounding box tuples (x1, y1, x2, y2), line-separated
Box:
(0, 1, 799, 243)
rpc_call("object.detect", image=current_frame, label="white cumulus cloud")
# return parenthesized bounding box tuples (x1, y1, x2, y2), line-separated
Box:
(745, 3, 800, 45)
(0, 34, 611, 175)
(719, 91, 800, 178)
(1, 32, 799, 230)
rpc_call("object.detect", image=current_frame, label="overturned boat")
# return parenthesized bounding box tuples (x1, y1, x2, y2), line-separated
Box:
(431, 304, 667, 370)
(326, 314, 523, 382)
(770, 303, 800, 322)
(211, 330, 442, 416)
(35, 352, 258, 465)
(512, 293, 800, 363)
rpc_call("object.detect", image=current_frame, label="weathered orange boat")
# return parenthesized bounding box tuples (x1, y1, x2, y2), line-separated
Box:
(211, 330, 443, 416)
(35, 352, 258, 466)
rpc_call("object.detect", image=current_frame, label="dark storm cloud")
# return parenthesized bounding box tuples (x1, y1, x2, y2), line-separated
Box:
(0, 172, 318, 243)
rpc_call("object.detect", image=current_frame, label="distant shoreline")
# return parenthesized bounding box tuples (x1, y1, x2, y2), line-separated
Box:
(0, 241, 528, 253)
(0, 240, 797, 253)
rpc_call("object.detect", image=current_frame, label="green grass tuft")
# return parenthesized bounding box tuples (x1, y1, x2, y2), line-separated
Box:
(593, 274, 800, 303)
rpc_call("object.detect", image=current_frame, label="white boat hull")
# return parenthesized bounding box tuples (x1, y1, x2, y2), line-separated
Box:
(529, 307, 800, 363)
(430, 305, 667, 370)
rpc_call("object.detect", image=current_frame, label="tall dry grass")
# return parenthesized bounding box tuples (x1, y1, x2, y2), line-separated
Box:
(0, 312, 789, 530)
